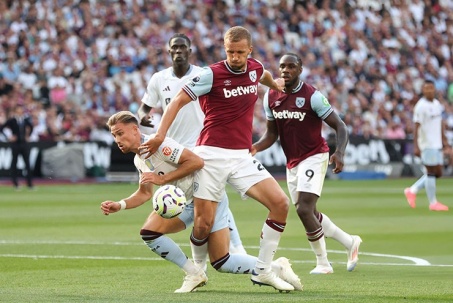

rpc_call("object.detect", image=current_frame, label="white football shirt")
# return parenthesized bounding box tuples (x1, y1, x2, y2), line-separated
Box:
(134, 135, 194, 202)
(141, 65, 205, 148)
(413, 97, 444, 150)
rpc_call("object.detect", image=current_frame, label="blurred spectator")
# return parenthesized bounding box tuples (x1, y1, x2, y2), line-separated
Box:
(0, 74, 13, 97)
(17, 64, 38, 91)
(384, 119, 407, 140)
(90, 117, 114, 145)
(47, 67, 68, 107)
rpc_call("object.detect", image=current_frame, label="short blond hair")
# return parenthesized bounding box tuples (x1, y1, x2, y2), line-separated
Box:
(106, 111, 138, 130)
(224, 26, 251, 46)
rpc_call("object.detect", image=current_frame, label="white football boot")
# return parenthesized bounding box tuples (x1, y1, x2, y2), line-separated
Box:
(251, 269, 294, 292)
(174, 268, 208, 293)
(272, 257, 303, 291)
(309, 264, 334, 274)
(347, 235, 362, 271)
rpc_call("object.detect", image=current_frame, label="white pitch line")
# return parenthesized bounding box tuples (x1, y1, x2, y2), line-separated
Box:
(0, 240, 447, 267)
(0, 254, 452, 267)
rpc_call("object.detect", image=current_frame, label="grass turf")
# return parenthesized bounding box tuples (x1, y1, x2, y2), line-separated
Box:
(0, 178, 452, 302)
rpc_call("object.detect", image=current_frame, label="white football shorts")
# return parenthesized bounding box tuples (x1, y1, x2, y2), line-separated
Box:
(287, 152, 329, 204)
(193, 146, 272, 201)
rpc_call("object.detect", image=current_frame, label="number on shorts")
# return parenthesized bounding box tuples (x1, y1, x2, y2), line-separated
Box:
(305, 169, 314, 182)
(253, 159, 265, 171)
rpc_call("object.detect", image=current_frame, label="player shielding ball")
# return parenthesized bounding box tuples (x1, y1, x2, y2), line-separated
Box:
(137, 33, 246, 256)
(139, 26, 295, 291)
(100, 111, 302, 293)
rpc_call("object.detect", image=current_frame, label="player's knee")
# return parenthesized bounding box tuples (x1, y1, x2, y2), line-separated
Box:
(194, 218, 214, 236)
(280, 195, 290, 210)
(194, 224, 212, 237)
(270, 194, 290, 215)
(295, 202, 314, 220)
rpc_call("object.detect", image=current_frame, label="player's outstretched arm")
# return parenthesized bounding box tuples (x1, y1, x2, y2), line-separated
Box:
(139, 89, 192, 158)
(100, 183, 153, 215)
(259, 70, 284, 92)
(251, 120, 279, 156)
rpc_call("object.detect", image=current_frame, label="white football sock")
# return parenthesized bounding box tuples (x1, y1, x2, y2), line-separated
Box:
(309, 235, 330, 267)
(320, 212, 353, 249)
(254, 219, 285, 274)
(190, 231, 209, 271)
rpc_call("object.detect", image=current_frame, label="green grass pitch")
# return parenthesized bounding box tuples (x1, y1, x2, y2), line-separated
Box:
(1, 178, 452, 302)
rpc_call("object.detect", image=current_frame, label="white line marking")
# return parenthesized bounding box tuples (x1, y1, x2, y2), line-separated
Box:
(0, 254, 451, 267)
(0, 240, 447, 267)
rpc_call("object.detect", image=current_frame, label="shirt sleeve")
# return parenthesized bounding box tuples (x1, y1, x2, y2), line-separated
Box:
(182, 67, 214, 100)
(311, 90, 333, 120)
(413, 102, 423, 124)
(158, 137, 184, 164)
(141, 74, 160, 107)
(134, 155, 148, 175)
(262, 90, 274, 121)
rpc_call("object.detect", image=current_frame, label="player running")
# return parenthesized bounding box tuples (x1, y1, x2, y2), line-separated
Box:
(252, 53, 362, 274)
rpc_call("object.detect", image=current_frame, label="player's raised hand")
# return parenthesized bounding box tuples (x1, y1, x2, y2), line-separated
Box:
(139, 113, 154, 128)
(329, 151, 345, 174)
(100, 201, 121, 215)
(139, 134, 164, 159)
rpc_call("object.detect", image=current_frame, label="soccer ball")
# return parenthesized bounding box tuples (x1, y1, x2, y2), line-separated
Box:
(152, 184, 186, 219)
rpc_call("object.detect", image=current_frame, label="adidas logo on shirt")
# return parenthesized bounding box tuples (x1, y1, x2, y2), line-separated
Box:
(163, 86, 170, 91)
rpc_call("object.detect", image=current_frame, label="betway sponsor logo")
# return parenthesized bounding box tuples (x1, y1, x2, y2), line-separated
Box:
(272, 110, 306, 121)
(223, 85, 258, 98)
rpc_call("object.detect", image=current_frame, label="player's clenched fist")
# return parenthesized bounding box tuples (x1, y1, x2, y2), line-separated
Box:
(100, 201, 121, 215)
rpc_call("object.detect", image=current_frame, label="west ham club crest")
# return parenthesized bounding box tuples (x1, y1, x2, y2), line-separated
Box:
(296, 97, 305, 108)
(249, 70, 257, 82)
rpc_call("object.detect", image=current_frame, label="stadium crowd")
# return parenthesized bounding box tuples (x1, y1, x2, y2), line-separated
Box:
(1, 0, 453, 145)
